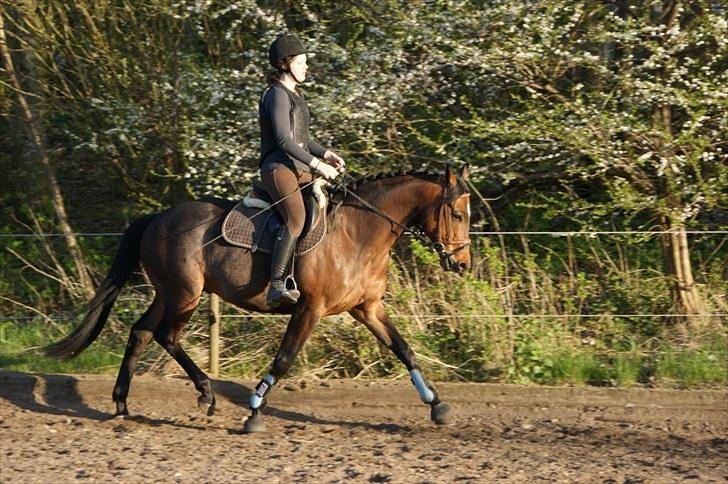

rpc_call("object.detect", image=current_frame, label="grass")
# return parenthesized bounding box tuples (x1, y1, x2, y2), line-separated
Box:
(548, 351, 644, 386)
(544, 345, 726, 388)
(0, 320, 122, 374)
(1, 315, 725, 389)
(655, 348, 728, 387)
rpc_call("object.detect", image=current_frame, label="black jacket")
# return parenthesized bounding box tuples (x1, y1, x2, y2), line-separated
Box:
(259, 83, 327, 173)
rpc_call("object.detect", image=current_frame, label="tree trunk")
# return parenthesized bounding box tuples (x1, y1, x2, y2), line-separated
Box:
(652, 0, 705, 325)
(659, 216, 705, 325)
(0, 12, 94, 299)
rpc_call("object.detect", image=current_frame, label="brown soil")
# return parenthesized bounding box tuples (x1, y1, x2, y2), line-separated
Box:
(1, 370, 726, 483)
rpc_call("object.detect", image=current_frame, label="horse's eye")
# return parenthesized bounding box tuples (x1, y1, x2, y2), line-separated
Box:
(452, 210, 464, 221)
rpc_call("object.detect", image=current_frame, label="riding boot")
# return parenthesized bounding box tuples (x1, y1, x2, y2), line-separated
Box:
(266, 226, 300, 307)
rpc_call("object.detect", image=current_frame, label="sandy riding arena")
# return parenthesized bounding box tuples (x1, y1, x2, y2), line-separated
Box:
(1, 370, 726, 483)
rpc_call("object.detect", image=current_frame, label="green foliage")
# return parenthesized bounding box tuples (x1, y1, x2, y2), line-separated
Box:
(409, 238, 440, 268)
(655, 336, 728, 386)
(0, 319, 121, 374)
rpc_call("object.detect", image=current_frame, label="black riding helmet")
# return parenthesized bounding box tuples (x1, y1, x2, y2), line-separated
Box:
(269, 34, 308, 68)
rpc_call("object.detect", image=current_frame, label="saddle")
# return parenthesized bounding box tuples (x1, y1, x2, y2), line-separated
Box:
(221, 179, 328, 256)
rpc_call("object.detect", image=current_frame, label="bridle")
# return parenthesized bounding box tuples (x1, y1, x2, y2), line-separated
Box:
(335, 172, 471, 271)
(433, 183, 471, 271)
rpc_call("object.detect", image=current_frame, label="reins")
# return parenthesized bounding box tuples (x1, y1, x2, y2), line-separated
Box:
(336, 173, 431, 244)
(334, 172, 470, 264)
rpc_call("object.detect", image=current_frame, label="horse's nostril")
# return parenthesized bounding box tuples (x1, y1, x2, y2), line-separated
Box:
(458, 262, 468, 272)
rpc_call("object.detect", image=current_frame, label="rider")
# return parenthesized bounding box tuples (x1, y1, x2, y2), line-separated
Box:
(259, 34, 345, 307)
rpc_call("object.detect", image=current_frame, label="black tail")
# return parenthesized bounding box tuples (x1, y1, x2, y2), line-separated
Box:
(45, 214, 157, 360)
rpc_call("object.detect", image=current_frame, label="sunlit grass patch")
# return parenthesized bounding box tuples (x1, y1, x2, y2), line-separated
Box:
(0, 320, 121, 374)
(655, 347, 728, 387)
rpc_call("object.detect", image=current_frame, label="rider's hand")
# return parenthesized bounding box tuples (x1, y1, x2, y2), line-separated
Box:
(323, 150, 346, 171)
(311, 158, 340, 180)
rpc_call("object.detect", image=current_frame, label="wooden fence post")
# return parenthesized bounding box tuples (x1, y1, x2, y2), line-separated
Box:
(209, 294, 220, 377)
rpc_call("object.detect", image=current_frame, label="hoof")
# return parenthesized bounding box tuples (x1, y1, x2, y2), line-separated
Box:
(242, 414, 266, 434)
(114, 402, 129, 418)
(431, 402, 451, 425)
(197, 396, 215, 416)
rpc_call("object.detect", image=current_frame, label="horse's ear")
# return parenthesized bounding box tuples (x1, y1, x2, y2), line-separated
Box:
(446, 166, 457, 189)
(459, 165, 470, 180)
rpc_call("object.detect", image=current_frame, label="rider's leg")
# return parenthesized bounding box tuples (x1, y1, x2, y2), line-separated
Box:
(260, 168, 311, 307)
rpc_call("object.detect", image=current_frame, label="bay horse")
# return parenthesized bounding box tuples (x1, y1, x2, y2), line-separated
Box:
(45, 166, 472, 432)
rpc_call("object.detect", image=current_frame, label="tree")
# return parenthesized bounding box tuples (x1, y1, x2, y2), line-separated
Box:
(400, 0, 727, 322)
(1, 7, 93, 298)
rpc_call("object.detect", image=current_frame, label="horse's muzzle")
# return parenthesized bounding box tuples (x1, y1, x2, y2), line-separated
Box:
(445, 258, 469, 274)
(439, 254, 469, 273)
(435, 243, 471, 274)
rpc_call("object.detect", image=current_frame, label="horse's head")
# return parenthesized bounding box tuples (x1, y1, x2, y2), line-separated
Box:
(420, 165, 472, 273)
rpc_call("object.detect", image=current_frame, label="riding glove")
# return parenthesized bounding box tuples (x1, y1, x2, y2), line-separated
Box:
(311, 158, 340, 180)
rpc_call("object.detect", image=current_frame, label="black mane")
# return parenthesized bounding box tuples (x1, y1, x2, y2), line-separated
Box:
(330, 170, 438, 195)
(329, 169, 468, 202)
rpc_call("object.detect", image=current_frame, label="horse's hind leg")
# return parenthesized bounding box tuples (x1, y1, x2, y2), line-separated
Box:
(154, 295, 216, 416)
(349, 301, 451, 425)
(112, 297, 163, 416)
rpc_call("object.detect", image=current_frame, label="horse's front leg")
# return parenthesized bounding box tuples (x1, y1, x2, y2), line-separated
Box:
(243, 304, 322, 433)
(349, 302, 451, 425)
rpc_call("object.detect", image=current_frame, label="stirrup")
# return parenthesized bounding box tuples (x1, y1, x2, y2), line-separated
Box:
(266, 275, 300, 307)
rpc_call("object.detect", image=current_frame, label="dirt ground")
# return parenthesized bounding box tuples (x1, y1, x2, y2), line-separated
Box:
(0, 370, 726, 483)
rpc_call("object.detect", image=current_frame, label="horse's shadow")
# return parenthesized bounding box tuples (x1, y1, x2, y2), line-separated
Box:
(213, 379, 409, 434)
(0, 371, 110, 421)
(0, 371, 408, 433)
